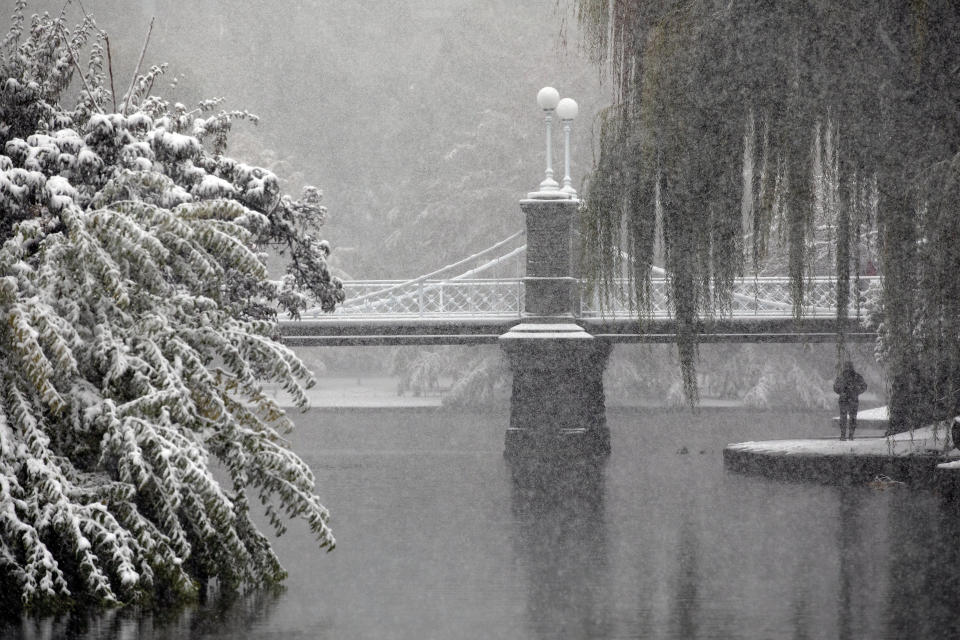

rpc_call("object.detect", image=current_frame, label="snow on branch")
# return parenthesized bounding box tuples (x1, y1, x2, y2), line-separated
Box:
(0, 5, 339, 612)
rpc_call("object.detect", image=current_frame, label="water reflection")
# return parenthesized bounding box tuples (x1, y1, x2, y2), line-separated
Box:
(9, 409, 960, 638)
(885, 491, 960, 638)
(836, 488, 863, 640)
(789, 583, 813, 640)
(508, 456, 611, 639)
(886, 489, 930, 636)
(6, 586, 283, 640)
(932, 497, 960, 626)
(670, 507, 701, 639)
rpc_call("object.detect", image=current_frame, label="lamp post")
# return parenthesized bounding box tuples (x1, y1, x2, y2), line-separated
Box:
(556, 97, 578, 197)
(504, 89, 610, 460)
(529, 86, 563, 198)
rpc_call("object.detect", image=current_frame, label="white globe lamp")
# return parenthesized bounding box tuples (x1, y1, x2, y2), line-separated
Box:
(532, 86, 562, 196)
(556, 97, 579, 121)
(536, 86, 560, 111)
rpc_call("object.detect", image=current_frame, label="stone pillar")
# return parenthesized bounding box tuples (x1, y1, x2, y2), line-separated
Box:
(520, 198, 579, 318)
(499, 198, 611, 459)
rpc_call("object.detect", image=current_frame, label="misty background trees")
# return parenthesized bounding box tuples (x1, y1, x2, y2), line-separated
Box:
(41, 0, 599, 279)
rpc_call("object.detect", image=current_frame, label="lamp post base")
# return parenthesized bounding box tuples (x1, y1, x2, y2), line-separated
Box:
(526, 189, 573, 200)
(499, 323, 611, 460)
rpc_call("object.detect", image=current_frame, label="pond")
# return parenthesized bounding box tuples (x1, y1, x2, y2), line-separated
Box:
(7, 406, 960, 639)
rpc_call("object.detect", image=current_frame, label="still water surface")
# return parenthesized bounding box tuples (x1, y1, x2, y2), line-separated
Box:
(7, 407, 960, 639)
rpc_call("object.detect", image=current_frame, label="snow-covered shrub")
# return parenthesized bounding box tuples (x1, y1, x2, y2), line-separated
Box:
(741, 360, 832, 410)
(443, 351, 510, 408)
(390, 348, 450, 397)
(0, 4, 342, 612)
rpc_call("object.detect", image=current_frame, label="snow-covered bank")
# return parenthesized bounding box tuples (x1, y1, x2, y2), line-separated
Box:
(724, 424, 960, 486)
(276, 379, 785, 410)
(729, 423, 955, 458)
(269, 377, 444, 409)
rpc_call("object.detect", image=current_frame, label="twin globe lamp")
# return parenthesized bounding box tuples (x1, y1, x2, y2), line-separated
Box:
(530, 86, 579, 199)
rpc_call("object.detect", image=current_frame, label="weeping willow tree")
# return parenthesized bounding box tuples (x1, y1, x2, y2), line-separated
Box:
(568, 0, 960, 424)
(879, 154, 960, 432)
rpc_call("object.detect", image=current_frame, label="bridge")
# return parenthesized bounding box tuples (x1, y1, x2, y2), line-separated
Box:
(278, 199, 878, 461)
(277, 88, 879, 459)
(280, 274, 880, 346)
(279, 232, 880, 346)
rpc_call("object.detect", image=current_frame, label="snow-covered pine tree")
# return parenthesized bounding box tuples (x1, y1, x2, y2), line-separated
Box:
(0, 4, 343, 611)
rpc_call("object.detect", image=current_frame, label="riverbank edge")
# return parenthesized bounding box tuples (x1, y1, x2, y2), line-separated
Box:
(722, 445, 957, 488)
(724, 421, 960, 493)
(285, 398, 827, 412)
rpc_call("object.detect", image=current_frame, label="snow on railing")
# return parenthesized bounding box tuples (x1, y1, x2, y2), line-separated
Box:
(294, 276, 881, 320)
(305, 278, 525, 318)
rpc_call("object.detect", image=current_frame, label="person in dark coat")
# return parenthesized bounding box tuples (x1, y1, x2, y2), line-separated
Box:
(834, 361, 867, 440)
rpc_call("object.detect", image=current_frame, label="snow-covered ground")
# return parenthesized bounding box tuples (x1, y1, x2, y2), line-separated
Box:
(267, 377, 444, 409)
(727, 422, 959, 459)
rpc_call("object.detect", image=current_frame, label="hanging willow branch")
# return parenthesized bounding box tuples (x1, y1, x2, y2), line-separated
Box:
(565, 0, 909, 405)
(573, 1, 750, 403)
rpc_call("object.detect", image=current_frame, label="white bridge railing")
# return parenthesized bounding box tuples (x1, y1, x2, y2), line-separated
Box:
(301, 276, 881, 320)
(314, 279, 524, 318)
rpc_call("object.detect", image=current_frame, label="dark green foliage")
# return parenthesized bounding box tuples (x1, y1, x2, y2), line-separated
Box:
(882, 154, 960, 431)
(568, 1, 960, 419)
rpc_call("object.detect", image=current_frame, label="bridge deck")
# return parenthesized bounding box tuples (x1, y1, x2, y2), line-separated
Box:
(278, 316, 876, 346)
(302, 277, 881, 319)
(282, 275, 879, 346)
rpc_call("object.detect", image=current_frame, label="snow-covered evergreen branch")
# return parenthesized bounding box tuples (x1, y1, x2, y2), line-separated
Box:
(0, 5, 340, 612)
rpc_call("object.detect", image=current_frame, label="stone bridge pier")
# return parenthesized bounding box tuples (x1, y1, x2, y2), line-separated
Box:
(499, 197, 612, 459)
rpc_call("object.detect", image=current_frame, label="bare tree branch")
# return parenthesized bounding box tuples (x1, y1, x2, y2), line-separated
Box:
(57, 23, 102, 114)
(122, 16, 154, 115)
(105, 35, 117, 112)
